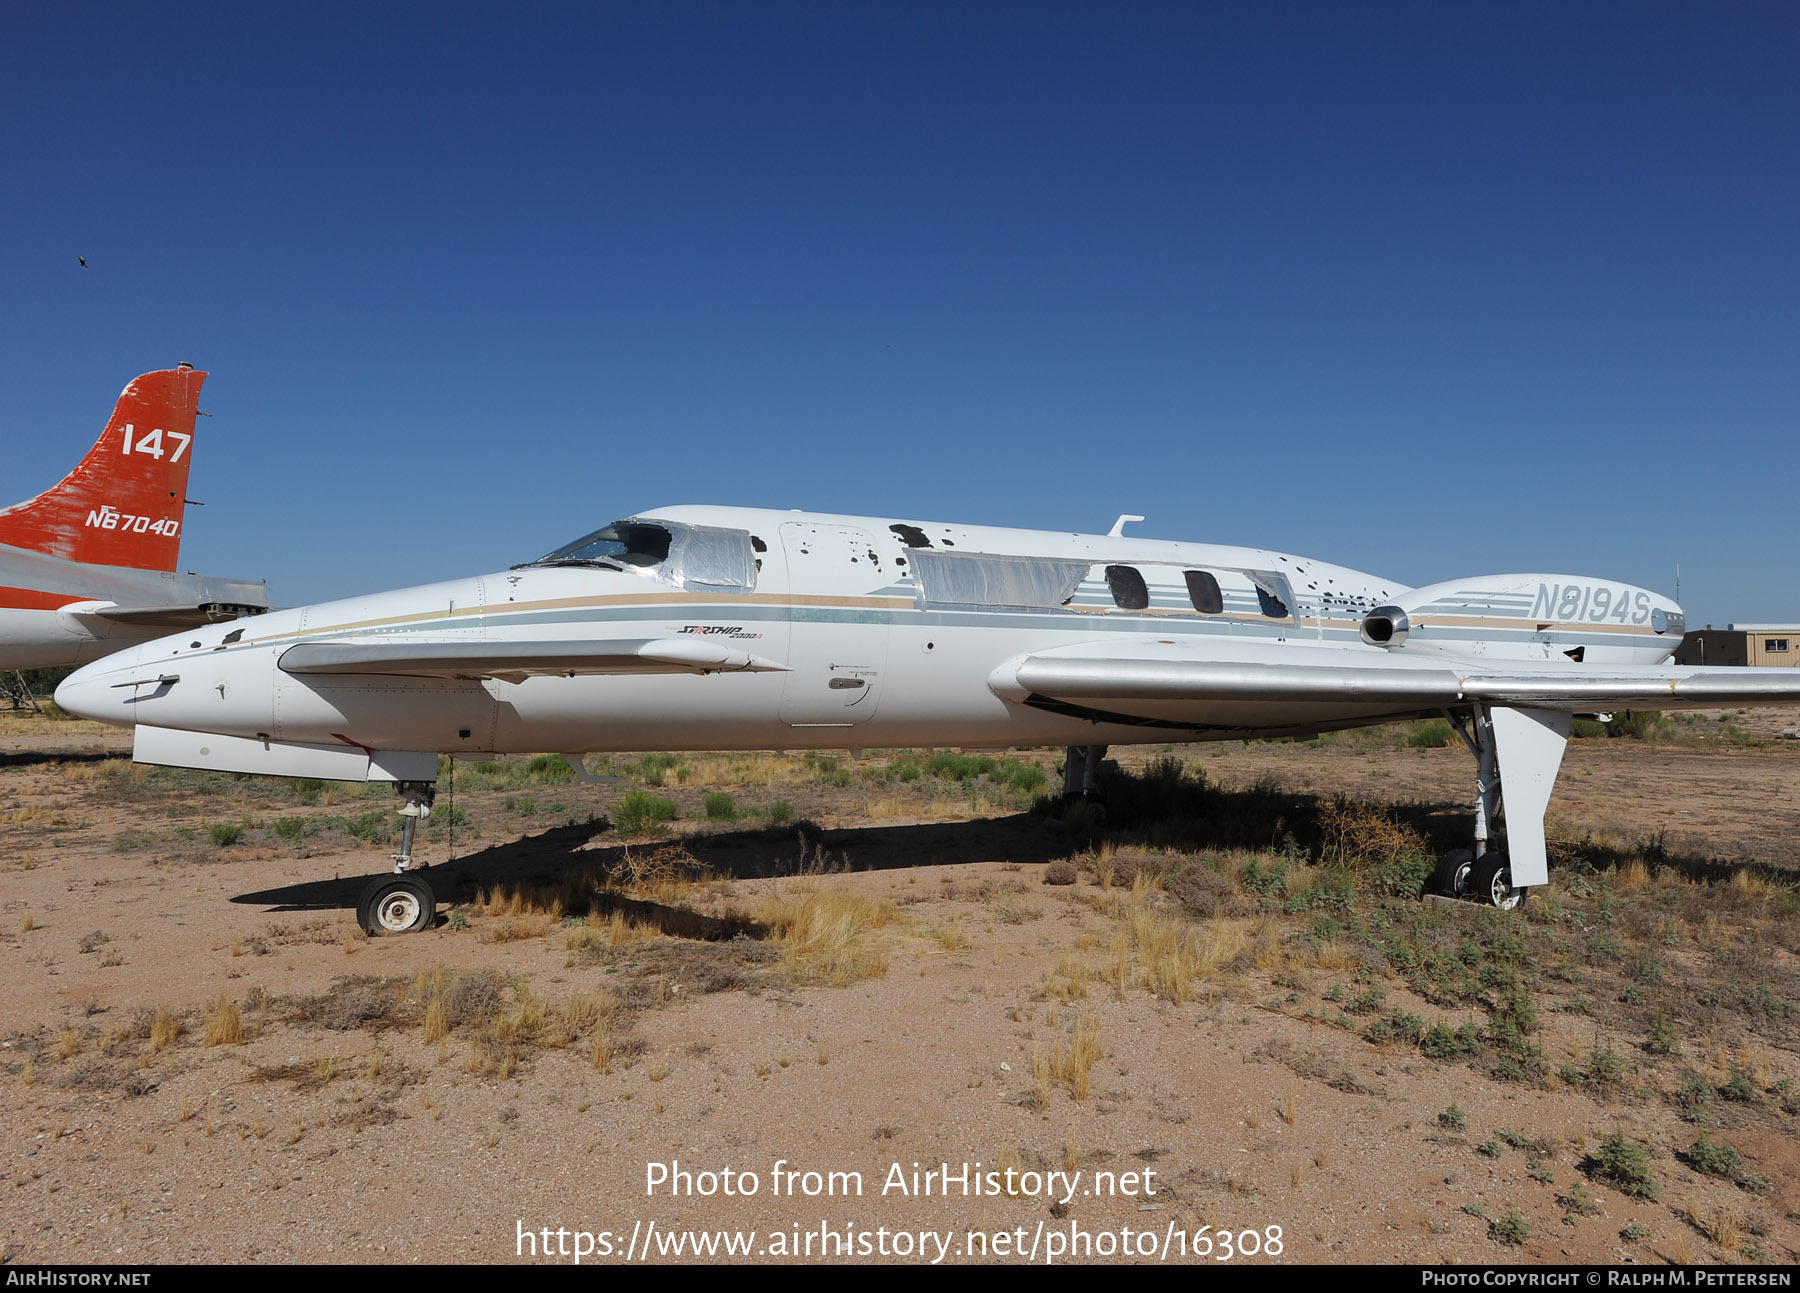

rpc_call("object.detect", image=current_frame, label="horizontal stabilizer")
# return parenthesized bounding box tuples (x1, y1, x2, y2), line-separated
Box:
(57, 599, 261, 631)
(278, 637, 789, 681)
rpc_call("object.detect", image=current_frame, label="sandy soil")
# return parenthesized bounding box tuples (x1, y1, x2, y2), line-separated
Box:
(1, 713, 1796, 1266)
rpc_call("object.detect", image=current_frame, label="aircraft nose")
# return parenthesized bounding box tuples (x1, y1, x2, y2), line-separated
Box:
(55, 646, 145, 726)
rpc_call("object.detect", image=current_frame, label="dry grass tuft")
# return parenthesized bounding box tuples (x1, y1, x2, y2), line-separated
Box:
(1688, 1199, 1741, 1253)
(1116, 897, 1248, 1004)
(1039, 954, 1094, 1001)
(1029, 1049, 1053, 1111)
(933, 918, 969, 952)
(757, 886, 895, 986)
(204, 995, 244, 1047)
(1313, 938, 1354, 971)
(422, 994, 449, 1044)
(149, 1007, 180, 1052)
(1039, 1012, 1105, 1101)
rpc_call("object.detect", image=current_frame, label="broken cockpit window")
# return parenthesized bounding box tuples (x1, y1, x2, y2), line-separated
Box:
(520, 521, 757, 593)
(910, 551, 1089, 609)
(525, 522, 673, 571)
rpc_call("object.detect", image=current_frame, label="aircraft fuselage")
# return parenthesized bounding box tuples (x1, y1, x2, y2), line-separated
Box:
(55, 505, 1685, 762)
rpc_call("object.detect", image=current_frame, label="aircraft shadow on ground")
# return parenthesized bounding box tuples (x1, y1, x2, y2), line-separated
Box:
(0, 748, 124, 770)
(229, 779, 1763, 925)
(229, 814, 1073, 923)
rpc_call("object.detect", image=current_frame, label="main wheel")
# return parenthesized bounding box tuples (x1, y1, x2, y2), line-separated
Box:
(356, 875, 436, 935)
(1468, 853, 1527, 910)
(1430, 848, 1474, 898)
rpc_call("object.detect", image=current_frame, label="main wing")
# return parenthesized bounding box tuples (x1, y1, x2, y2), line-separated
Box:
(987, 638, 1800, 733)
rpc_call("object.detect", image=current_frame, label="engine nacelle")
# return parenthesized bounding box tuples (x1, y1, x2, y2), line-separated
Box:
(1359, 574, 1684, 666)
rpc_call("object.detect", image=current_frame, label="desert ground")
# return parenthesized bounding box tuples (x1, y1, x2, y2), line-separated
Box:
(2, 706, 1797, 1266)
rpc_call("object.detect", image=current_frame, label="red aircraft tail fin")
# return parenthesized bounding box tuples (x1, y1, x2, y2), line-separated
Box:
(0, 365, 208, 572)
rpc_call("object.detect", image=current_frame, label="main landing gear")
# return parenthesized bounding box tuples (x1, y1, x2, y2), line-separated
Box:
(1057, 744, 1109, 826)
(1428, 705, 1546, 911)
(356, 782, 438, 935)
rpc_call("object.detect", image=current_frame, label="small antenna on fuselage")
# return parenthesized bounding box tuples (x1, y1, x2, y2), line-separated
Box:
(1108, 514, 1145, 538)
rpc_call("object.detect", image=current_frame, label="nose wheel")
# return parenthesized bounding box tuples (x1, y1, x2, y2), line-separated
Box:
(357, 874, 436, 935)
(356, 780, 440, 935)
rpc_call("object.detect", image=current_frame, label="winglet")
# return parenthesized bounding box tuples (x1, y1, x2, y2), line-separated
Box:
(0, 366, 208, 571)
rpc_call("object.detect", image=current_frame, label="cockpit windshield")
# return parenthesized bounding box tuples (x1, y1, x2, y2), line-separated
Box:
(519, 519, 758, 593)
(523, 522, 673, 570)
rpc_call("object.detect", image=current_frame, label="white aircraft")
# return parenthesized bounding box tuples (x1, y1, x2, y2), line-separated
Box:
(0, 365, 268, 672)
(54, 505, 1800, 934)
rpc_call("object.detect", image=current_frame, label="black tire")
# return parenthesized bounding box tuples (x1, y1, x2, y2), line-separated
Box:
(357, 875, 435, 935)
(1430, 848, 1474, 898)
(1468, 853, 1526, 910)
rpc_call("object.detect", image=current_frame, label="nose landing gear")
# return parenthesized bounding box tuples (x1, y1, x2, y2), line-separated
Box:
(355, 782, 438, 935)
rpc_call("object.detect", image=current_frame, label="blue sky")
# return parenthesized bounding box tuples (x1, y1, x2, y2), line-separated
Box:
(4, 2, 1796, 625)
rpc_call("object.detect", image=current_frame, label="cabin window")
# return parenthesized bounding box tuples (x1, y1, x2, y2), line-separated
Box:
(1767, 639, 1790, 653)
(1105, 565, 1150, 611)
(909, 551, 1089, 609)
(1183, 570, 1224, 615)
(1246, 571, 1292, 620)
